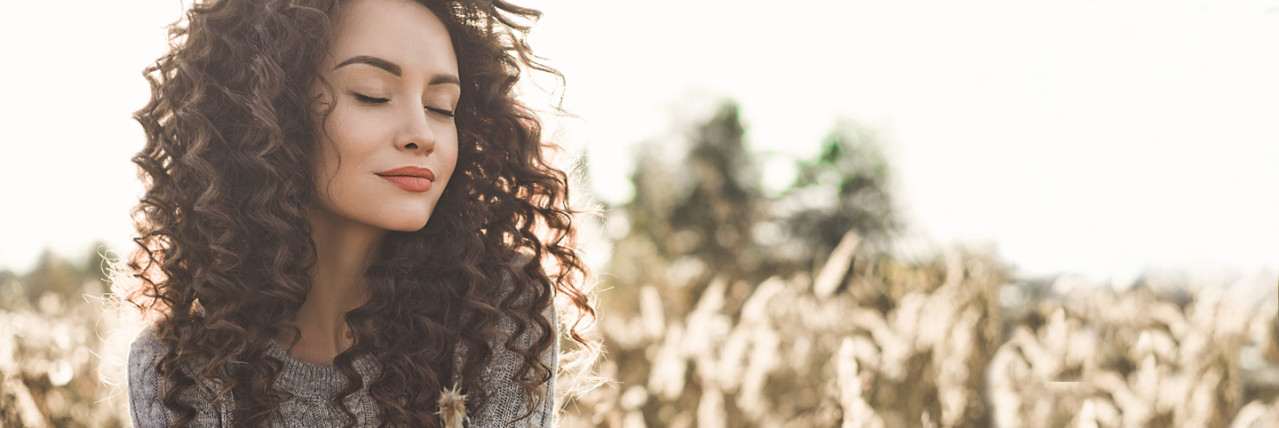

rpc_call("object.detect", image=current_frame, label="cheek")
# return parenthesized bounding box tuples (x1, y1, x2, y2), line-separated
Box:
(310, 112, 366, 199)
(439, 137, 461, 188)
(317, 103, 380, 166)
(309, 95, 341, 179)
(309, 140, 337, 190)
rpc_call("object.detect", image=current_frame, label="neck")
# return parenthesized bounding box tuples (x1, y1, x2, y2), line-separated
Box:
(280, 206, 387, 364)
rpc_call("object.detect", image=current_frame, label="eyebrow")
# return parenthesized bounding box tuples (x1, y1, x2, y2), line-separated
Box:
(334, 55, 461, 86)
(335, 55, 401, 75)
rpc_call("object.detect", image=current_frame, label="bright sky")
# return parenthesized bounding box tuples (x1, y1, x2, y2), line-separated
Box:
(1, 0, 1276, 282)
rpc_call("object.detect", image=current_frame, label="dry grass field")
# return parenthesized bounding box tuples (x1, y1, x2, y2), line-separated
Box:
(557, 233, 1279, 428)
(1, 236, 1275, 427)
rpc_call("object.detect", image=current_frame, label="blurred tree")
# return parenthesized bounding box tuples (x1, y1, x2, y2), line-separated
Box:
(666, 103, 762, 276)
(605, 101, 767, 319)
(778, 120, 899, 261)
(0, 268, 20, 310)
(13, 242, 115, 309)
(609, 101, 899, 292)
(22, 248, 83, 305)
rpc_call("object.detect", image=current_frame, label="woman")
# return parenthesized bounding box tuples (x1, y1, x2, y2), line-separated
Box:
(123, 0, 595, 426)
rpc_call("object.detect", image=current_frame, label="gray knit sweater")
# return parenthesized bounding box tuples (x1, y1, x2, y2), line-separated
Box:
(127, 310, 556, 427)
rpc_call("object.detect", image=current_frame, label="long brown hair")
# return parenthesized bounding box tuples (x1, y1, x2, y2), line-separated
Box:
(124, 0, 596, 425)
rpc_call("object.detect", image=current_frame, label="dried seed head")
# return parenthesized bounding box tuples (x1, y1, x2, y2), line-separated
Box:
(437, 383, 468, 428)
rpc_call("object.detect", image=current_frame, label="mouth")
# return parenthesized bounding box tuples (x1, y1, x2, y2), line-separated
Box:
(376, 166, 436, 181)
(375, 166, 436, 192)
(377, 175, 433, 192)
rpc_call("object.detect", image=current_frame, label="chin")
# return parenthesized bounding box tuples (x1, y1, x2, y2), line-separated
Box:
(385, 212, 435, 232)
(368, 201, 440, 232)
(396, 223, 430, 232)
(382, 218, 430, 232)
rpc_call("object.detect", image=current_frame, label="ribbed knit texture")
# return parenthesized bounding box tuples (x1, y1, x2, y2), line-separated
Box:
(128, 308, 556, 427)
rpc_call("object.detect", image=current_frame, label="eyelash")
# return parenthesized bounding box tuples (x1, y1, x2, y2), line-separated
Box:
(352, 93, 389, 104)
(352, 93, 455, 118)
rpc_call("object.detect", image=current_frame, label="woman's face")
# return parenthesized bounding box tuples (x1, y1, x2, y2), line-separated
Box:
(309, 0, 460, 233)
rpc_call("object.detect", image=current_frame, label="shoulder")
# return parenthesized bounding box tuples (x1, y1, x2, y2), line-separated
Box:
(488, 253, 557, 350)
(128, 326, 172, 427)
(128, 326, 173, 375)
(127, 325, 231, 427)
(461, 254, 559, 426)
(491, 251, 537, 297)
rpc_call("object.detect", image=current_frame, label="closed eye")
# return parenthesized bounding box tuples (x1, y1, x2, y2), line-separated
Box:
(427, 107, 455, 118)
(352, 93, 389, 104)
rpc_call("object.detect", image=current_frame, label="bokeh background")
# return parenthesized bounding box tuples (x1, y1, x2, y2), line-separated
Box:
(2, 0, 1278, 426)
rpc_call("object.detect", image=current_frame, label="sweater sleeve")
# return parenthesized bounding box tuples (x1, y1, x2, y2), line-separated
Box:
(467, 305, 558, 427)
(129, 328, 175, 428)
(128, 327, 228, 428)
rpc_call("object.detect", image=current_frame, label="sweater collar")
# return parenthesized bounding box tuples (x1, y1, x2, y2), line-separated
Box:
(264, 339, 380, 397)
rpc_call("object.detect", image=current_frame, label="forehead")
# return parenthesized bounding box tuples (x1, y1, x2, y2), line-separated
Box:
(327, 0, 458, 75)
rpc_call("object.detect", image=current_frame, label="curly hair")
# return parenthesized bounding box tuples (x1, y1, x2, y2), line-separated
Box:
(124, 0, 596, 426)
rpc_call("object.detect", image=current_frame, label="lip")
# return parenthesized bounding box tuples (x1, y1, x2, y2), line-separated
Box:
(376, 166, 436, 180)
(376, 166, 435, 192)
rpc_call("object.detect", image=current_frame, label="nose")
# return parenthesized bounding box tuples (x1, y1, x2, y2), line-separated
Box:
(396, 106, 436, 155)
